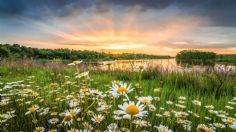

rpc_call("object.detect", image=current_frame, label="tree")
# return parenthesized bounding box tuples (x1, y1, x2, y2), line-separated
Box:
(0, 47, 10, 58)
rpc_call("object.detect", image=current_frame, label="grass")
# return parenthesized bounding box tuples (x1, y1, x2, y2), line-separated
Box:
(0, 62, 236, 131)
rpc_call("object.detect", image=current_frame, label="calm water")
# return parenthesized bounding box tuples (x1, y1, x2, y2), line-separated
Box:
(86, 59, 236, 73)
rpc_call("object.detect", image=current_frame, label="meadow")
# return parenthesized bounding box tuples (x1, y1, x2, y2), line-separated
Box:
(0, 60, 236, 132)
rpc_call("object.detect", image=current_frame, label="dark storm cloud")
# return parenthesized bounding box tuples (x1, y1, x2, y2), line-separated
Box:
(0, 0, 96, 18)
(0, 0, 236, 26)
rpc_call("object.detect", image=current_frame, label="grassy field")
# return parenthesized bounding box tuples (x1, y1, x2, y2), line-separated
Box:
(0, 61, 236, 132)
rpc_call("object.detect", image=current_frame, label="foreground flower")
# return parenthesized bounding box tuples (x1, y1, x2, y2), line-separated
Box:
(155, 125, 173, 132)
(196, 124, 214, 132)
(75, 71, 89, 79)
(138, 96, 153, 105)
(110, 81, 134, 97)
(48, 118, 60, 125)
(118, 101, 147, 118)
(192, 100, 202, 106)
(133, 119, 150, 127)
(65, 108, 80, 117)
(91, 114, 105, 123)
(62, 113, 73, 126)
(25, 105, 40, 115)
(134, 64, 147, 72)
(222, 117, 235, 126)
(34, 127, 45, 132)
(106, 123, 119, 131)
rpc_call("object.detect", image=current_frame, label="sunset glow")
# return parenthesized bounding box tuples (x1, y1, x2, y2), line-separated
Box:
(1, 0, 236, 55)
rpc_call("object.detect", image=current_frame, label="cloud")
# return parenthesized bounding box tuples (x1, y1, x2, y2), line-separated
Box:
(1, 0, 236, 55)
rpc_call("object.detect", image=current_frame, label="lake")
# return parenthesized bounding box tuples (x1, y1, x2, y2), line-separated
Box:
(84, 59, 236, 73)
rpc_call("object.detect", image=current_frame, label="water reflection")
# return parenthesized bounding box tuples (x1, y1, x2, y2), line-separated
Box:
(84, 59, 236, 73)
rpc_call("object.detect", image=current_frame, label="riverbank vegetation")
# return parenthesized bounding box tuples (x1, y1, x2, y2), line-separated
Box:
(176, 50, 236, 65)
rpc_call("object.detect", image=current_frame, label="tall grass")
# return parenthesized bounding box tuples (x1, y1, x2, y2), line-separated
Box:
(0, 60, 236, 131)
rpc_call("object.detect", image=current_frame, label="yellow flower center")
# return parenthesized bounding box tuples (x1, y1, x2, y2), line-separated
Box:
(95, 118, 102, 123)
(139, 65, 144, 69)
(161, 129, 167, 132)
(69, 110, 77, 117)
(51, 118, 57, 122)
(36, 128, 42, 132)
(141, 99, 149, 104)
(117, 87, 128, 94)
(125, 105, 139, 115)
(226, 118, 233, 125)
(177, 113, 183, 117)
(114, 81, 119, 85)
(197, 128, 207, 132)
(64, 115, 72, 121)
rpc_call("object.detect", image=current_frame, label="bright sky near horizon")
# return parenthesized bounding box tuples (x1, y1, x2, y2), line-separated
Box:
(0, 0, 236, 55)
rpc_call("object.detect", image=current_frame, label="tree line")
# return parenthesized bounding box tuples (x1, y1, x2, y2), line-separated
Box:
(0, 44, 171, 61)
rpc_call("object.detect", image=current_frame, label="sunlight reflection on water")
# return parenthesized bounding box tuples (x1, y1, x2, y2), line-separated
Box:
(86, 59, 236, 73)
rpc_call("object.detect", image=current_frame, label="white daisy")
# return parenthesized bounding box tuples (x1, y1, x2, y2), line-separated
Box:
(62, 113, 73, 126)
(110, 82, 134, 97)
(91, 114, 105, 123)
(118, 101, 147, 118)
(155, 125, 173, 132)
(138, 96, 153, 105)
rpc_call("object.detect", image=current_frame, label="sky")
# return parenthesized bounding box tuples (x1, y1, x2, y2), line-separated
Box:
(0, 0, 236, 56)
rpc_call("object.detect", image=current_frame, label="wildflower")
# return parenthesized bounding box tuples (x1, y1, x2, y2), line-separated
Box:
(148, 104, 156, 111)
(193, 113, 200, 118)
(155, 125, 173, 132)
(166, 101, 174, 105)
(133, 119, 149, 127)
(228, 101, 236, 105)
(48, 118, 59, 125)
(205, 105, 215, 110)
(107, 123, 118, 132)
(25, 105, 40, 115)
(196, 124, 214, 132)
(134, 64, 147, 72)
(112, 80, 121, 86)
(48, 129, 57, 132)
(68, 128, 79, 132)
(49, 83, 58, 89)
(175, 112, 189, 118)
(68, 101, 79, 108)
(156, 114, 163, 118)
(154, 88, 161, 93)
(75, 71, 89, 79)
(65, 108, 80, 117)
(175, 104, 186, 109)
(225, 105, 234, 110)
(178, 100, 185, 104)
(213, 123, 225, 128)
(34, 127, 45, 132)
(110, 81, 133, 97)
(62, 113, 73, 126)
(121, 128, 130, 132)
(192, 100, 201, 106)
(178, 96, 186, 100)
(222, 117, 235, 125)
(163, 111, 171, 117)
(118, 101, 147, 118)
(205, 116, 211, 120)
(138, 96, 153, 105)
(91, 114, 104, 124)
(183, 124, 192, 131)
(82, 122, 93, 131)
